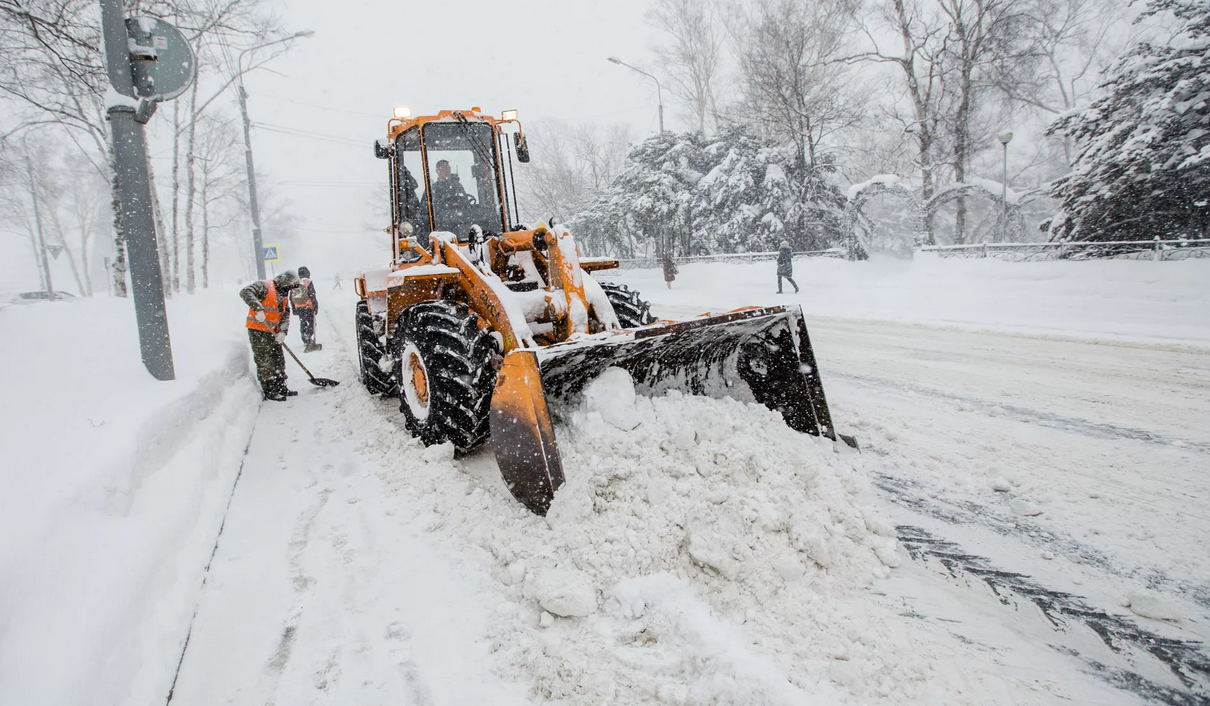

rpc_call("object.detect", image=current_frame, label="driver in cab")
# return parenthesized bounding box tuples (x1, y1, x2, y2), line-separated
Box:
(428, 159, 469, 212)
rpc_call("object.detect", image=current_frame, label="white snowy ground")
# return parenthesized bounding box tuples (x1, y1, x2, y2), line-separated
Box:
(3, 255, 1208, 705)
(0, 292, 261, 706)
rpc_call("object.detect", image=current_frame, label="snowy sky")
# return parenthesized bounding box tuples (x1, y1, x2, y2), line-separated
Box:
(202, 0, 667, 276)
(1, 0, 668, 292)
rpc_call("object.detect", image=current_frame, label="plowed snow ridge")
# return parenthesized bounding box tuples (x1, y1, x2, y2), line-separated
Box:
(335, 368, 989, 704)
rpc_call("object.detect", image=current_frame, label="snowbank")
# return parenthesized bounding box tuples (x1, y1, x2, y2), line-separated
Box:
(334, 356, 965, 704)
(604, 255, 1210, 344)
(0, 291, 261, 706)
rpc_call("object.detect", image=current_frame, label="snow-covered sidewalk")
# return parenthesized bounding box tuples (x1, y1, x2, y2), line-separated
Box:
(166, 341, 531, 705)
(0, 291, 260, 706)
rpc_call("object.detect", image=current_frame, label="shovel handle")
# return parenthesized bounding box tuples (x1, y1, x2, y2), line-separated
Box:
(281, 342, 315, 381)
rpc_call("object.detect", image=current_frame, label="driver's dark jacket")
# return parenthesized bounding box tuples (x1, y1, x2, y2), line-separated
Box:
(427, 176, 468, 211)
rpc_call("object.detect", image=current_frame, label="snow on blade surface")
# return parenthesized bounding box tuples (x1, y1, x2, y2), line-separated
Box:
(581, 366, 638, 430)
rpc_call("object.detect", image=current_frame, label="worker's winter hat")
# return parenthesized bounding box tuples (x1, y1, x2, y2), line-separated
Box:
(274, 269, 300, 290)
(298, 266, 310, 278)
(780, 240, 790, 248)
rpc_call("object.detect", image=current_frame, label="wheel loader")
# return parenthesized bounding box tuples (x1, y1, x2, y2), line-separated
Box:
(354, 106, 853, 515)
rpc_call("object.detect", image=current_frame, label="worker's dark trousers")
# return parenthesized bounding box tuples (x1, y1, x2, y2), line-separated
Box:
(297, 309, 316, 345)
(777, 274, 799, 293)
(248, 329, 287, 395)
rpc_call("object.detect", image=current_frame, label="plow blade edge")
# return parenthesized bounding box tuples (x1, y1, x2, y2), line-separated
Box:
(540, 305, 838, 438)
(489, 305, 846, 515)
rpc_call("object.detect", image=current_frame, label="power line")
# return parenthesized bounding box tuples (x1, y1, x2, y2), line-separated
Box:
(251, 121, 367, 148)
(256, 92, 384, 119)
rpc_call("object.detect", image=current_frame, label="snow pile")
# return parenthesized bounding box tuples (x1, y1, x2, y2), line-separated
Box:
(340, 361, 944, 704)
(0, 291, 260, 706)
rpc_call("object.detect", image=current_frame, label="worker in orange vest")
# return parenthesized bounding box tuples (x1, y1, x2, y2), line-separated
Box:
(289, 265, 321, 352)
(240, 270, 301, 401)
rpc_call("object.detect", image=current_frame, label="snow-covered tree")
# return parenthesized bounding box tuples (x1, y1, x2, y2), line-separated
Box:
(1046, 0, 1210, 243)
(574, 128, 847, 256)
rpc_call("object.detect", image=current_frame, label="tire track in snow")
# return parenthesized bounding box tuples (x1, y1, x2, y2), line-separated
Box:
(898, 526, 1210, 706)
(834, 371, 1210, 455)
(872, 469, 1210, 611)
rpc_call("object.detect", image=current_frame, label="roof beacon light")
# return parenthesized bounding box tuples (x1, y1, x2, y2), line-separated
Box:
(502, 109, 519, 122)
(393, 106, 412, 119)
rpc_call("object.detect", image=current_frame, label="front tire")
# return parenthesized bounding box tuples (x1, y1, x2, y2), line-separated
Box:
(356, 300, 395, 396)
(393, 300, 497, 454)
(600, 282, 657, 328)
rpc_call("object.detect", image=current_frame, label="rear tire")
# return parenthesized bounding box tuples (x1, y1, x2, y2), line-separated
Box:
(600, 282, 657, 329)
(356, 300, 395, 396)
(393, 300, 497, 454)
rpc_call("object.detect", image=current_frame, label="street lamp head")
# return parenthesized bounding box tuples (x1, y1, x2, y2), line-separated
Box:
(607, 56, 622, 64)
(998, 131, 1014, 145)
(295, 30, 316, 38)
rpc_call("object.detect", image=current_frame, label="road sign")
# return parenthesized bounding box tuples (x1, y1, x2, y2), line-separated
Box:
(124, 17, 196, 101)
(262, 245, 280, 262)
(46, 244, 64, 260)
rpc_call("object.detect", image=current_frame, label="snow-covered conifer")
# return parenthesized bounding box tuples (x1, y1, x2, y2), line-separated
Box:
(1047, 0, 1210, 243)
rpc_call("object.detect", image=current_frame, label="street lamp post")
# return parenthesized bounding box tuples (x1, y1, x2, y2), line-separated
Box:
(997, 132, 1013, 243)
(236, 31, 314, 279)
(608, 56, 665, 133)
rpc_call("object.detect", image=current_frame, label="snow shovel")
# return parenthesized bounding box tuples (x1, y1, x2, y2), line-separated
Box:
(282, 342, 340, 387)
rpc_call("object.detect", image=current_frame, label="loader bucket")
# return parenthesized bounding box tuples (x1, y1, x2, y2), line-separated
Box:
(489, 305, 845, 514)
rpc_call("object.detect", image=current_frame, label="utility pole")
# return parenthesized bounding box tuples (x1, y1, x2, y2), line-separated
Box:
(237, 83, 266, 280)
(99, 0, 189, 381)
(608, 57, 665, 133)
(232, 31, 312, 280)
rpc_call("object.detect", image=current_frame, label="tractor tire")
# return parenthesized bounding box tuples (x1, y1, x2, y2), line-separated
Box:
(356, 300, 395, 396)
(600, 282, 657, 329)
(393, 300, 497, 454)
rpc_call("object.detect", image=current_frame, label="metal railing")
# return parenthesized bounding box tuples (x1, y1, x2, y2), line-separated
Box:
(615, 248, 846, 269)
(920, 238, 1210, 262)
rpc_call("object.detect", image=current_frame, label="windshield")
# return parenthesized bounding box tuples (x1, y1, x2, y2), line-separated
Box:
(394, 127, 429, 239)
(421, 121, 504, 239)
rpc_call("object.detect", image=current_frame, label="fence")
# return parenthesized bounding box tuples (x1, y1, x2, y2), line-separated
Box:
(616, 248, 846, 270)
(920, 238, 1210, 262)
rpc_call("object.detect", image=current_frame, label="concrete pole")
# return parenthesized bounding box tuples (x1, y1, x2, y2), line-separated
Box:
(238, 83, 266, 280)
(99, 0, 175, 380)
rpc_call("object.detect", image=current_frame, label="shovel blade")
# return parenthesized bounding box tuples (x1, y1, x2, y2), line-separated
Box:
(489, 350, 565, 515)
(308, 377, 340, 387)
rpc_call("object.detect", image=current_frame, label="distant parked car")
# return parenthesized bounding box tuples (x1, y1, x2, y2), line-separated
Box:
(11, 291, 76, 305)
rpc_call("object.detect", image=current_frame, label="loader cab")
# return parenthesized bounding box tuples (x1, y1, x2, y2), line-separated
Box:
(391, 120, 506, 244)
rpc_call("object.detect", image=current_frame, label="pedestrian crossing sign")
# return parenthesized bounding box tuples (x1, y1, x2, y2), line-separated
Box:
(262, 245, 280, 263)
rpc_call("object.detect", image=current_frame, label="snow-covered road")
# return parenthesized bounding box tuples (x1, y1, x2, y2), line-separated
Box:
(163, 261, 1209, 706)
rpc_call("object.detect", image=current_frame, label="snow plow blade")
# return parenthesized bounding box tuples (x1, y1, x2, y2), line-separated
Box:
(489, 305, 851, 514)
(490, 351, 566, 515)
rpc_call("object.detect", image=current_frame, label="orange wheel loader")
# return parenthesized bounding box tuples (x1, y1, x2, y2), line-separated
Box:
(353, 107, 855, 515)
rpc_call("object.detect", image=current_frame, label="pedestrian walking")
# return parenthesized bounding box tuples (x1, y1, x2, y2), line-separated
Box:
(290, 266, 322, 352)
(662, 252, 678, 290)
(241, 269, 301, 401)
(777, 240, 799, 294)
(333, 272, 342, 290)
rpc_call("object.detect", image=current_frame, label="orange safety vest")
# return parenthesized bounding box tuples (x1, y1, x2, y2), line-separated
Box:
(289, 278, 314, 310)
(246, 280, 285, 332)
